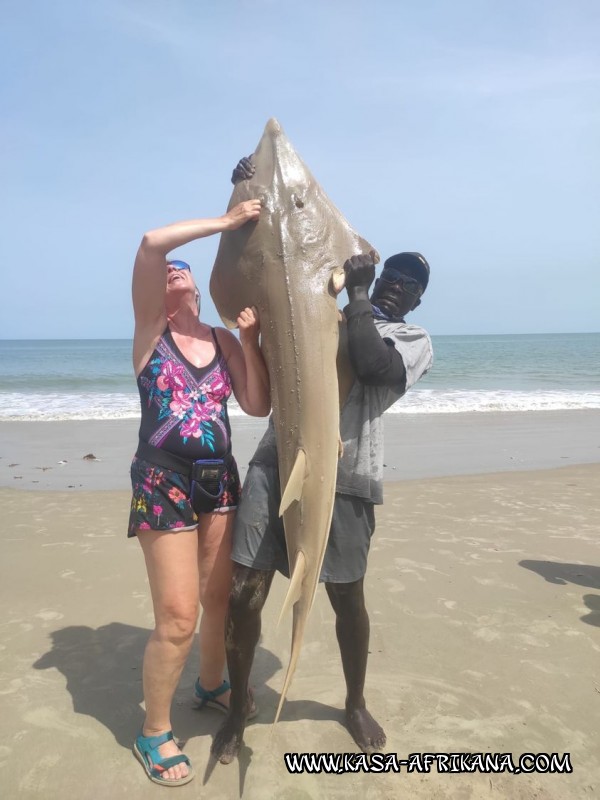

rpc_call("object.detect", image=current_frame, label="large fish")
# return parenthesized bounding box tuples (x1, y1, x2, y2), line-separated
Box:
(210, 118, 377, 721)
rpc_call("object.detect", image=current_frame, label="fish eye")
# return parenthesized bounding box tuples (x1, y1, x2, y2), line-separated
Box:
(295, 199, 304, 208)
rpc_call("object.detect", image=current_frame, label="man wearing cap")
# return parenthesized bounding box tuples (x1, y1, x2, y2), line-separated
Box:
(212, 249, 433, 763)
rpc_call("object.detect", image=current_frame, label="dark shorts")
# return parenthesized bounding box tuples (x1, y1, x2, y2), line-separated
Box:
(231, 462, 376, 583)
(127, 455, 241, 537)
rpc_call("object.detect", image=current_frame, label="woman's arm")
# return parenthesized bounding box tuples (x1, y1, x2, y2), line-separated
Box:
(132, 201, 261, 329)
(131, 201, 261, 375)
(217, 308, 271, 417)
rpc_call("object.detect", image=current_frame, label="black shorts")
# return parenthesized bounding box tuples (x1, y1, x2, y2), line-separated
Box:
(128, 455, 241, 537)
(231, 462, 376, 583)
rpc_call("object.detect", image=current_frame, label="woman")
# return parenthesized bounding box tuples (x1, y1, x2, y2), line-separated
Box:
(129, 198, 269, 786)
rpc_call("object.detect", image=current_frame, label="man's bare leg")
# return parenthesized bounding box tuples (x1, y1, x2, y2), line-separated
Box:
(212, 564, 274, 764)
(325, 578, 386, 752)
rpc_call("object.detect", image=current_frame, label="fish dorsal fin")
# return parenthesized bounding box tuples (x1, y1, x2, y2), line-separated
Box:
(277, 549, 306, 626)
(278, 449, 307, 516)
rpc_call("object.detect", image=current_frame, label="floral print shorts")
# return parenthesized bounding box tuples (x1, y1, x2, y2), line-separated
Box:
(127, 455, 241, 537)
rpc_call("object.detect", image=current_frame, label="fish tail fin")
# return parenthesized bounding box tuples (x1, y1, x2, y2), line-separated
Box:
(274, 567, 310, 725)
(278, 449, 307, 516)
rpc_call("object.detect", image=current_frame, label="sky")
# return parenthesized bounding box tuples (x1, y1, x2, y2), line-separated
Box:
(1, 0, 599, 338)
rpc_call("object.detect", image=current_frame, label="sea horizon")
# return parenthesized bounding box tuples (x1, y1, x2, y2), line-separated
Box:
(1, 330, 599, 342)
(1, 333, 599, 421)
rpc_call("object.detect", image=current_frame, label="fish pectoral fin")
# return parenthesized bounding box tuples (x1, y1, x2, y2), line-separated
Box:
(278, 550, 306, 625)
(338, 434, 344, 459)
(330, 266, 346, 295)
(278, 449, 307, 516)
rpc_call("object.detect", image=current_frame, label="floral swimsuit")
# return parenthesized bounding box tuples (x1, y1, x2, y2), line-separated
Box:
(128, 328, 241, 536)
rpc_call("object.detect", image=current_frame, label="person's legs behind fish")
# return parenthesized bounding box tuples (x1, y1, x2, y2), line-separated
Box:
(325, 578, 386, 752)
(211, 564, 274, 763)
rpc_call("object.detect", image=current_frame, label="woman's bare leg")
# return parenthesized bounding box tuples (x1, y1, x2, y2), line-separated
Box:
(138, 528, 199, 782)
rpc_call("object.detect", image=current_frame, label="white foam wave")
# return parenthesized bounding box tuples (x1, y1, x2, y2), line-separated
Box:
(0, 392, 249, 421)
(1, 389, 599, 422)
(0, 393, 142, 421)
(389, 389, 600, 414)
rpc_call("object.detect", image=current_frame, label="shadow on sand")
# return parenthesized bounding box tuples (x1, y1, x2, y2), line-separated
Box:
(33, 621, 345, 791)
(519, 560, 600, 628)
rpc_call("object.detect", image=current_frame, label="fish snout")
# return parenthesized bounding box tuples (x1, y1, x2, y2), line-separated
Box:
(266, 118, 282, 136)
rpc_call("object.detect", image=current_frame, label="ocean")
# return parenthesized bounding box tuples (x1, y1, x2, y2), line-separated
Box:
(1, 333, 599, 421)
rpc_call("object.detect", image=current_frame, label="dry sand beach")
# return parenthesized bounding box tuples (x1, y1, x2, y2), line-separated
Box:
(1, 411, 600, 799)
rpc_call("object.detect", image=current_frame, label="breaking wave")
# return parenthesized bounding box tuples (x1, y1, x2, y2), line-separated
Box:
(1, 389, 599, 422)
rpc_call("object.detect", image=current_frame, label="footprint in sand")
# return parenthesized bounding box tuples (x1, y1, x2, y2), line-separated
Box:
(19, 753, 64, 795)
(34, 610, 64, 622)
(473, 627, 501, 642)
(23, 707, 97, 738)
(0, 678, 24, 696)
(439, 598, 457, 610)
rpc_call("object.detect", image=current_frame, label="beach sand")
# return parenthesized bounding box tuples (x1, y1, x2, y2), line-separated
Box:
(1, 413, 600, 798)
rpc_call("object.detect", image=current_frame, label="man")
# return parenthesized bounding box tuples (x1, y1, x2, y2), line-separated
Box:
(212, 159, 433, 764)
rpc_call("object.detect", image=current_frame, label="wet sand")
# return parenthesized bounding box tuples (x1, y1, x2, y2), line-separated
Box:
(1, 449, 599, 797)
(1, 409, 599, 490)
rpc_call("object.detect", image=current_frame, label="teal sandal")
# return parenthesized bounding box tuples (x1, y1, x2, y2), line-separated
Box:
(193, 678, 258, 719)
(133, 730, 194, 787)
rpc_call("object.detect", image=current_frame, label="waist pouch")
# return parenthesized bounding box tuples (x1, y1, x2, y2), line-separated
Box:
(190, 459, 228, 514)
(136, 440, 231, 515)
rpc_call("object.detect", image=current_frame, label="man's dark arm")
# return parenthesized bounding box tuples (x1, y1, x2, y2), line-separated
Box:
(343, 254, 406, 390)
(344, 299, 406, 389)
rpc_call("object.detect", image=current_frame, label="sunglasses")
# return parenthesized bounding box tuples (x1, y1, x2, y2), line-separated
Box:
(168, 260, 191, 271)
(379, 268, 422, 297)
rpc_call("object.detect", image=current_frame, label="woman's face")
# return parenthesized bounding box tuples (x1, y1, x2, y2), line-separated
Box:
(165, 262, 197, 314)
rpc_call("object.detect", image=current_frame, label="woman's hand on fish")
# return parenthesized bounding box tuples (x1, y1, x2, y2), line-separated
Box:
(238, 306, 261, 347)
(224, 200, 261, 230)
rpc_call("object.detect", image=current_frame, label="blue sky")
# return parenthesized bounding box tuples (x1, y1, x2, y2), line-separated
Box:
(2, 0, 599, 338)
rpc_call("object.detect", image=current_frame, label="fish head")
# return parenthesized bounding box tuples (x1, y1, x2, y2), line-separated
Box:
(211, 119, 378, 328)
(249, 119, 376, 298)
